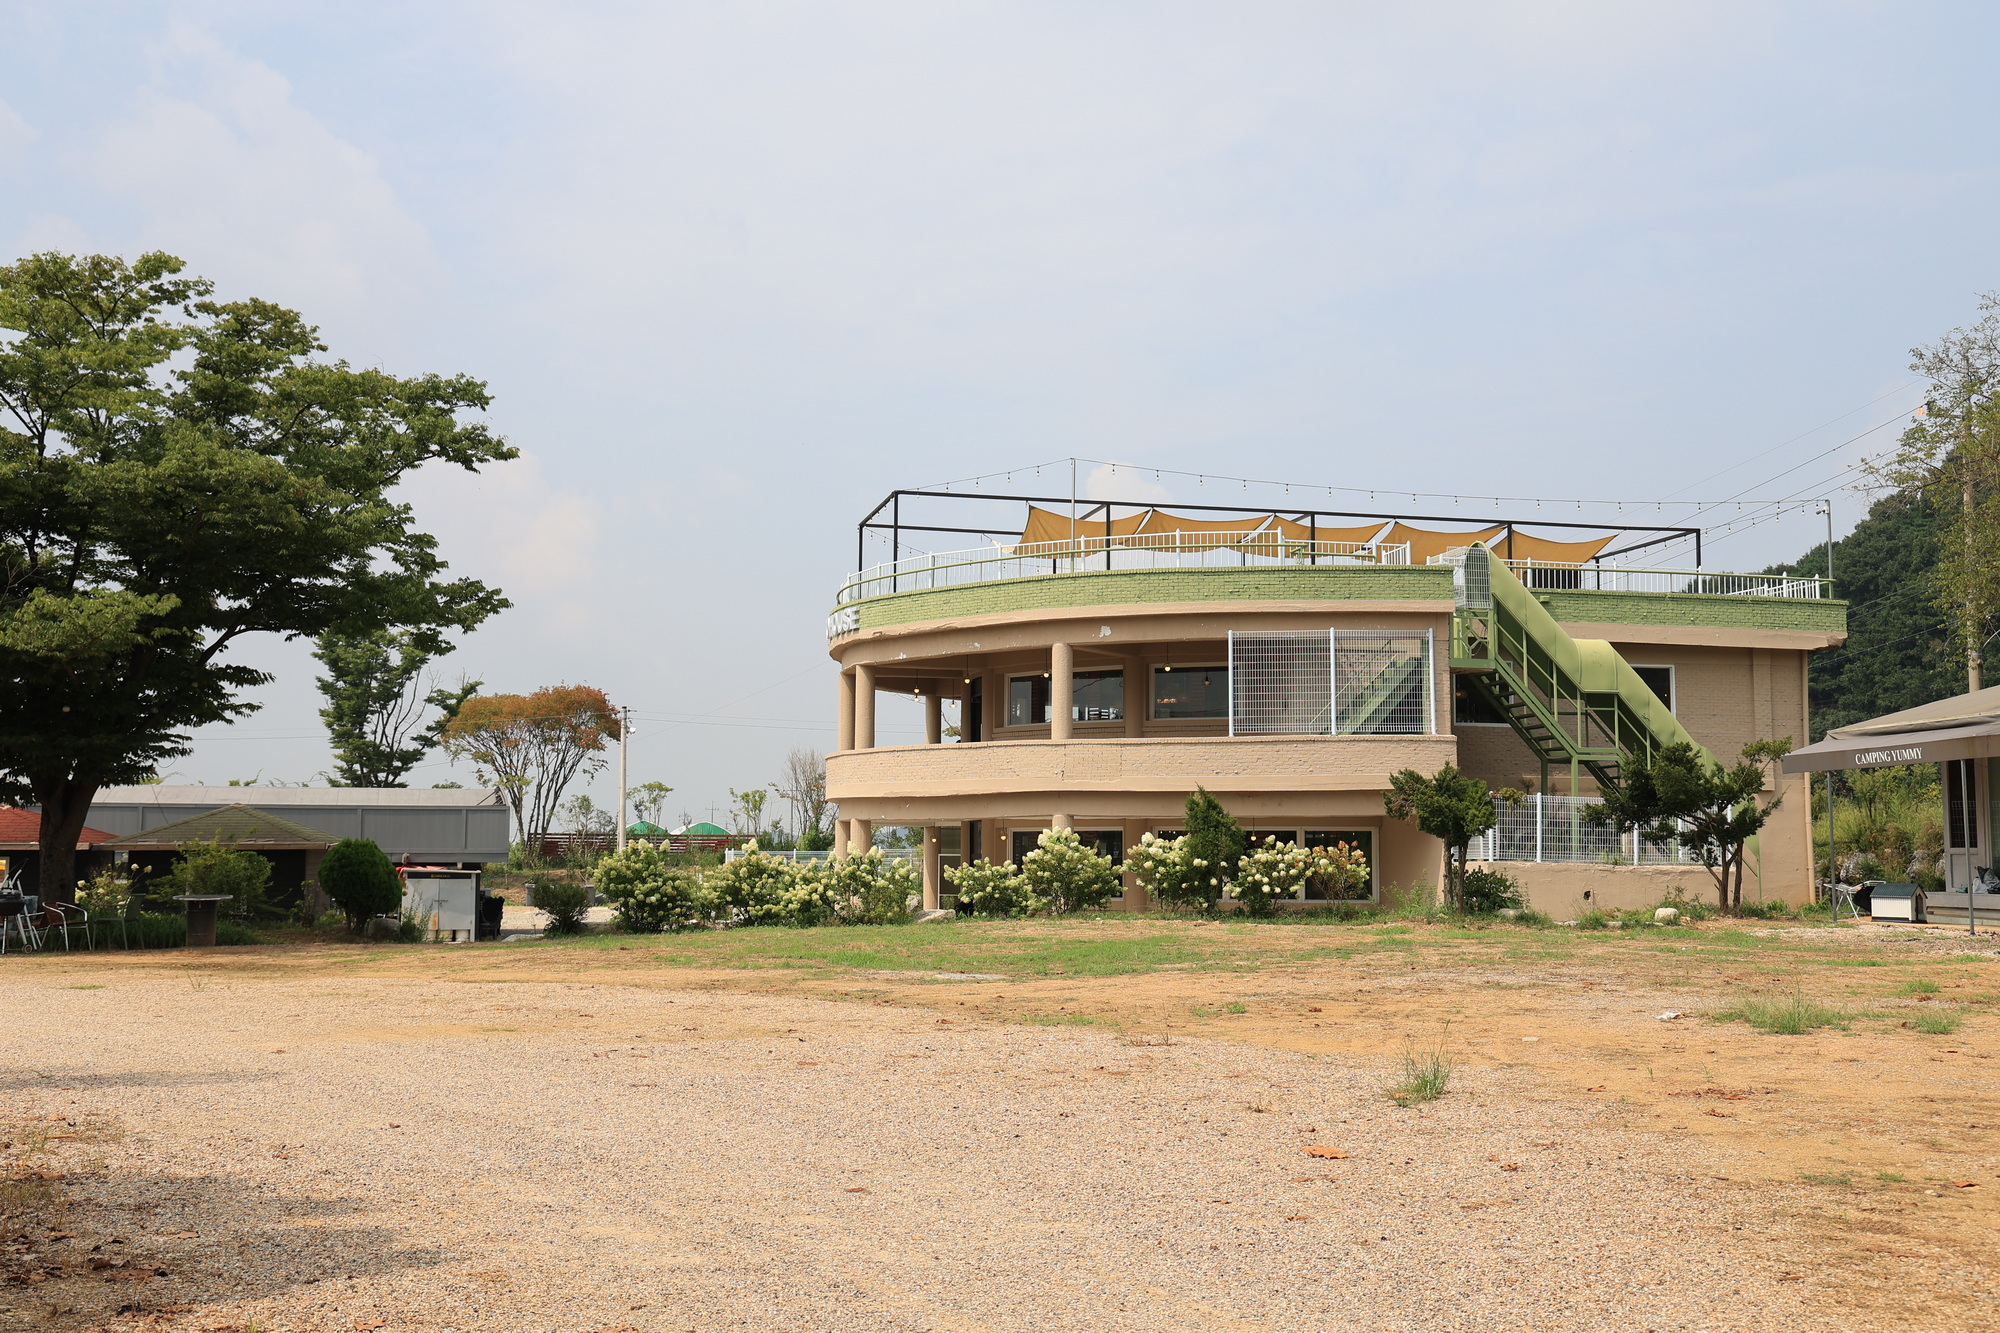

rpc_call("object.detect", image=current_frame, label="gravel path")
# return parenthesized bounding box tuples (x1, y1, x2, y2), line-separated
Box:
(2, 974, 1837, 1332)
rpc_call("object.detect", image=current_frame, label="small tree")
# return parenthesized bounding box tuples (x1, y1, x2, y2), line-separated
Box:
(1383, 765, 1522, 911)
(441, 685, 620, 850)
(772, 747, 830, 846)
(629, 781, 675, 827)
(1019, 829, 1122, 914)
(1586, 740, 1792, 914)
(1181, 787, 1247, 909)
(946, 858, 1043, 918)
(314, 628, 479, 787)
(163, 837, 274, 920)
(318, 837, 401, 930)
(727, 787, 769, 837)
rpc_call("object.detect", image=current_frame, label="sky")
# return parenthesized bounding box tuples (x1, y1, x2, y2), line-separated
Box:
(3, 1, 1998, 829)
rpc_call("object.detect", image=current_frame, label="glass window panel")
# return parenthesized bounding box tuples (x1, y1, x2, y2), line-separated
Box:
(1007, 675, 1050, 727)
(1152, 665, 1229, 719)
(1631, 665, 1673, 712)
(1072, 669, 1124, 722)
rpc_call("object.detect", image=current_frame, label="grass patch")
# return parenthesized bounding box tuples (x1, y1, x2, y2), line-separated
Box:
(1898, 978, 1942, 995)
(1385, 1034, 1453, 1107)
(1712, 988, 1848, 1035)
(1022, 1014, 1100, 1026)
(1910, 1009, 1962, 1034)
(1800, 1171, 1854, 1187)
(1876, 1171, 1906, 1182)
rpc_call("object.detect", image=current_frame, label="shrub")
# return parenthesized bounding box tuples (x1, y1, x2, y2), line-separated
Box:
(594, 844, 711, 932)
(1737, 899, 1795, 920)
(320, 838, 402, 930)
(1305, 840, 1371, 901)
(1458, 867, 1523, 915)
(1572, 908, 1611, 930)
(164, 837, 275, 920)
(528, 876, 592, 935)
(1126, 833, 1205, 912)
(1232, 838, 1313, 917)
(1181, 788, 1245, 907)
(1019, 829, 1122, 914)
(947, 858, 1042, 918)
(1660, 893, 1717, 922)
(215, 920, 260, 946)
(795, 848, 917, 925)
(706, 849, 799, 925)
(77, 872, 135, 920)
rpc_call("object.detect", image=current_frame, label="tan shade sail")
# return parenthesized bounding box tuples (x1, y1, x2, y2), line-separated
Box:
(1266, 517, 1390, 546)
(1487, 530, 1618, 563)
(1381, 523, 1507, 564)
(1133, 508, 1282, 550)
(1012, 505, 1154, 549)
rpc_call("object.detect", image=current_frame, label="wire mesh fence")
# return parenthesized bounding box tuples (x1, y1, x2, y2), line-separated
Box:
(1229, 630, 1333, 734)
(1334, 633, 1433, 735)
(1469, 793, 1697, 865)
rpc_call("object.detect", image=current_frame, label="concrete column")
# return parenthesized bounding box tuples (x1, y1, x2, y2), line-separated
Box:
(1121, 818, 1149, 910)
(922, 825, 941, 911)
(851, 818, 872, 853)
(1051, 812, 1073, 831)
(837, 670, 856, 752)
(854, 664, 876, 750)
(1049, 642, 1074, 741)
(924, 692, 942, 745)
(834, 819, 851, 858)
(1122, 657, 1144, 737)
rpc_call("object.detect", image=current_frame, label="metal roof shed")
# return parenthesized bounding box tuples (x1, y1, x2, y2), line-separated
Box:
(86, 787, 510, 865)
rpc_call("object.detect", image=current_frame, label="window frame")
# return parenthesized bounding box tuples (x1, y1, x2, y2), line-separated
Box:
(1628, 663, 1676, 714)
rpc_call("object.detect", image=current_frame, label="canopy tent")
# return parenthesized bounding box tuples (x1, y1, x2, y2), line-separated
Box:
(626, 820, 668, 837)
(1783, 685, 2000, 773)
(671, 821, 732, 837)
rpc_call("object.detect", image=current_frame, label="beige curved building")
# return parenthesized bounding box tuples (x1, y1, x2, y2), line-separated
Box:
(825, 500, 1846, 913)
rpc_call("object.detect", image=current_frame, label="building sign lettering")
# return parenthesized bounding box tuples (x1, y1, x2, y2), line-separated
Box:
(1853, 746, 1924, 766)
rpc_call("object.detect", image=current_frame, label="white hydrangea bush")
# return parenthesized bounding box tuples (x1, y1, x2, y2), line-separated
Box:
(946, 858, 1044, 918)
(704, 848, 799, 925)
(1125, 832, 1205, 911)
(1019, 828, 1123, 914)
(1231, 837, 1314, 916)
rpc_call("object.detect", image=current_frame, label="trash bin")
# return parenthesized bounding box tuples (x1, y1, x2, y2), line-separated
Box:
(1868, 883, 1924, 923)
(476, 889, 505, 941)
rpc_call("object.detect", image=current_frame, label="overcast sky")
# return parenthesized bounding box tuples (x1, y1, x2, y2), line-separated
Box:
(3, 2, 1995, 826)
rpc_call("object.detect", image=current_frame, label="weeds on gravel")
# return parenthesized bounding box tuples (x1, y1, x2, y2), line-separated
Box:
(1385, 1031, 1453, 1107)
(1800, 1171, 1854, 1187)
(1711, 987, 1847, 1035)
(1898, 979, 1942, 995)
(1910, 1009, 1962, 1034)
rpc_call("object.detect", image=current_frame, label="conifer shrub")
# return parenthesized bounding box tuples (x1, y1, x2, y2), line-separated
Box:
(319, 838, 401, 931)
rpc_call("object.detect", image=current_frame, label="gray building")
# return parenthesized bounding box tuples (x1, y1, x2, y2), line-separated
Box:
(85, 787, 510, 866)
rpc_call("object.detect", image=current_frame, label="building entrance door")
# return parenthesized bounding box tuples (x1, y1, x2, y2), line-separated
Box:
(1943, 758, 1989, 893)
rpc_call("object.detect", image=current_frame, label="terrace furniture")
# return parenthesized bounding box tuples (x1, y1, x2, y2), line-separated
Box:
(173, 894, 233, 948)
(0, 893, 42, 952)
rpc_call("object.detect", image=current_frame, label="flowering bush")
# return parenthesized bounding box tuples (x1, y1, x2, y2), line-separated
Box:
(1020, 829, 1122, 914)
(1302, 841, 1371, 901)
(946, 858, 1044, 918)
(593, 844, 711, 932)
(706, 848, 800, 924)
(792, 846, 917, 926)
(1232, 837, 1314, 916)
(1125, 832, 1206, 912)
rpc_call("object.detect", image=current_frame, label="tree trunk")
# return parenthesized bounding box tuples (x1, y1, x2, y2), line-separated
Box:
(33, 772, 100, 905)
(1711, 858, 1731, 914)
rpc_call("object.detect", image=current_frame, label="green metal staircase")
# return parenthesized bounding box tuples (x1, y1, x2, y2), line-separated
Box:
(1447, 544, 1709, 793)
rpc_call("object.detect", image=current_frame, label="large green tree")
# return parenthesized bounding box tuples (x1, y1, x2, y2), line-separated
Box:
(0, 251, 512, 898)
(314, 627, 480, 787)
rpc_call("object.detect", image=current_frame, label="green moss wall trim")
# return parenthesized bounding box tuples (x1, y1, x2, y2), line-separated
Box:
(1537, 589, 1848, 634)
(845, 565, 1453, 629)
(838, 565, 1851, 635)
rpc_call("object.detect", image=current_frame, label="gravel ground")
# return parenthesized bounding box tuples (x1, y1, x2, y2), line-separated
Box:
(2, 974, 1840, 1332)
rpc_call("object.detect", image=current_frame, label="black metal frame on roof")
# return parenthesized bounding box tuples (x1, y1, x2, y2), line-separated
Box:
(854, 488, 1701, 569)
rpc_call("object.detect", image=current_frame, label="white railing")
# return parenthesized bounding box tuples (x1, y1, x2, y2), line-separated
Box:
(1429, 555, 1829, 599)
(832, 538, 1830, 613)
(724, 847, 923, 864)
(1469, 793, 1697, 865)
(836, 532, 1409, 606)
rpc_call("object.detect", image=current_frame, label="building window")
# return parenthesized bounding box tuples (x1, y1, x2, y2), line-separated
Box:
(1453, 676, 1509, 725)
(1072, 669, 1124, 721)
(1630, 665, 1673, 713)
(1152, 665, 1229, 719)
(1009, 669, 1125, 725)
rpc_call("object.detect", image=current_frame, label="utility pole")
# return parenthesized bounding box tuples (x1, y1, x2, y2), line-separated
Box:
(616, 705, 630, 853)
(1967, 472, 1982, 692)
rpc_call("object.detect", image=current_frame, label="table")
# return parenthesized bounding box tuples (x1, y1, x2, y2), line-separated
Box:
(173, 895, 234, 948)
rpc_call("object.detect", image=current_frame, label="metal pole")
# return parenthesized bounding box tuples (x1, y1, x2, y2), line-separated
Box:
(1824, 770, 1834, 917)
(616, 706, 630, 853)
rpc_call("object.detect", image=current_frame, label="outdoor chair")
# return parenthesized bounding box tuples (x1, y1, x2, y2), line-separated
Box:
(41, 899, 104, 951)
(1826, 881, 1864, 920)
(0, 893, 42, 953)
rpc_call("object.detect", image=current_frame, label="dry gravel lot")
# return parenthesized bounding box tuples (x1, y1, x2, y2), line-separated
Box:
(0, 920, 1995, 1331)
